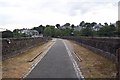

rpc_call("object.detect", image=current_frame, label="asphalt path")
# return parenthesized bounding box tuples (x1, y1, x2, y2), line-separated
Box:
(25, 39, 81, 79)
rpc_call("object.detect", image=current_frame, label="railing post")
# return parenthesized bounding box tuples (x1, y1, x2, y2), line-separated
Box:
(116, 48, 120, 80)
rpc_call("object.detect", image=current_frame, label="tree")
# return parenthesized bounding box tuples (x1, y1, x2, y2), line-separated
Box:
(38, 25, 45, 34)
(116, 21, 120, 37)
(80, 28, 93, 36)
(71, 24, 75, 29)
(79, 22, 94, 36)
(32, 27, 40, 33)
(79, 21, 85, 27)
(54, 29, 62, 37)
(43, 27, 52, 37)
(61, 28, 72, 36)
(32, 25, 45, 34)
(109, 24, 116, 36)
(84, 22, 92, 28)
(91, 22, 97, 27)
(64, 23, 70, 26)
(73, 30, 80, 36)
(50, 25, 55, 37)
(2, 30, 13, 38)
(104, 22, 108, 26)
(46, 25, 50, 27)
(56, 24, 60, 29)
(43, 25, 56, 37)
(13, 29, 21, 38)
(97, 23, 116, 37)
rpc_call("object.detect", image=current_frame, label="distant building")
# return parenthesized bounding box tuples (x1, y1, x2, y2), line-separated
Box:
(32, 33, 43, 37)
(60, 25, 72, 29)
(74, 26, 82, 31)
(58, 23, 104, 32)
(111, 23, 116, 27)
(19, 29, 40, 37)
(93, 24, 103, 31)
(59, 25, 82, 31)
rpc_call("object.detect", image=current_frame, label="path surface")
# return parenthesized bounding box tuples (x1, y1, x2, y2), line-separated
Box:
(26, 39, 81, 79)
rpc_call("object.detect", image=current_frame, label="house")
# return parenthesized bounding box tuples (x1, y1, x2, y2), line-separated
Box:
(60, 25, 72, 29)
(93, 24, 103, 31)
(19, 29, 40, 37)
(74, 26, 82, 31)
(60, 23, 72, 29)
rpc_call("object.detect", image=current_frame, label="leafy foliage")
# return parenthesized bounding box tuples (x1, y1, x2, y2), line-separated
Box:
(32, 25, 45, 34)
(2, 30, 13, 38)
(56, 24, 60, 29)
(43, 27, 52, 37)
(116, 21, 120, 37)
(63, 23, 71, 26)
(3, 21, 119, 38)
(97, 24, 116, 37)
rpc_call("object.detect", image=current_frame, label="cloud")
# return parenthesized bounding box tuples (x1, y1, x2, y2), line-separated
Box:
(66, 0, 118, 16)
(0, 0, 119, 30)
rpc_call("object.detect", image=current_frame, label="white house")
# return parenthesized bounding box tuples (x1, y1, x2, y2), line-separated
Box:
(74, 26, 82, 31)
(19, 29, 40, 37)
(93, 24, 103, 31)
(61, 25, 72, 29)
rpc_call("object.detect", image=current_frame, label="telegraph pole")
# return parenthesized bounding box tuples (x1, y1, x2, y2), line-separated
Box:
(117, 1, 120, 80)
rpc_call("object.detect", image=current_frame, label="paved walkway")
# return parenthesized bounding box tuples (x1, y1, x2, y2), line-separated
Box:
(26, 39, 81, 79)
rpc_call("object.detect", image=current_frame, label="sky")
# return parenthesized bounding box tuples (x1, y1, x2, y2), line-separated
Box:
(0, 0, 119, 31)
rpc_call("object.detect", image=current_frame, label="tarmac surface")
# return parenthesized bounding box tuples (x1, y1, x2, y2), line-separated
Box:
(26, 39, 81, 79)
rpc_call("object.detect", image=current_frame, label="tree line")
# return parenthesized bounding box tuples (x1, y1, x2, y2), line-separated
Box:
(1, 21, 120, 38)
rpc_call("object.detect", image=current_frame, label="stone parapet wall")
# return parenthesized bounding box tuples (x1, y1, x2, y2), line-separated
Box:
(2, 37, 51, 59)
(62, 36, 120, 61)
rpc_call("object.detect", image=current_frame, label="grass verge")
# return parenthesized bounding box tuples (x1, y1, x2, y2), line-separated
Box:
(2, 40, 53, 78)
(67, 40, 116, 78)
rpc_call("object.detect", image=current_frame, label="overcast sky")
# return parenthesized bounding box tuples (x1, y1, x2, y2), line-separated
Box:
(0, 0, 119, 31)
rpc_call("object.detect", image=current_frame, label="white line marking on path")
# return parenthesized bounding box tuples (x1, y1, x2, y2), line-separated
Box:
(63, 40, 84, 80)
(22, 40, 56, 78)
